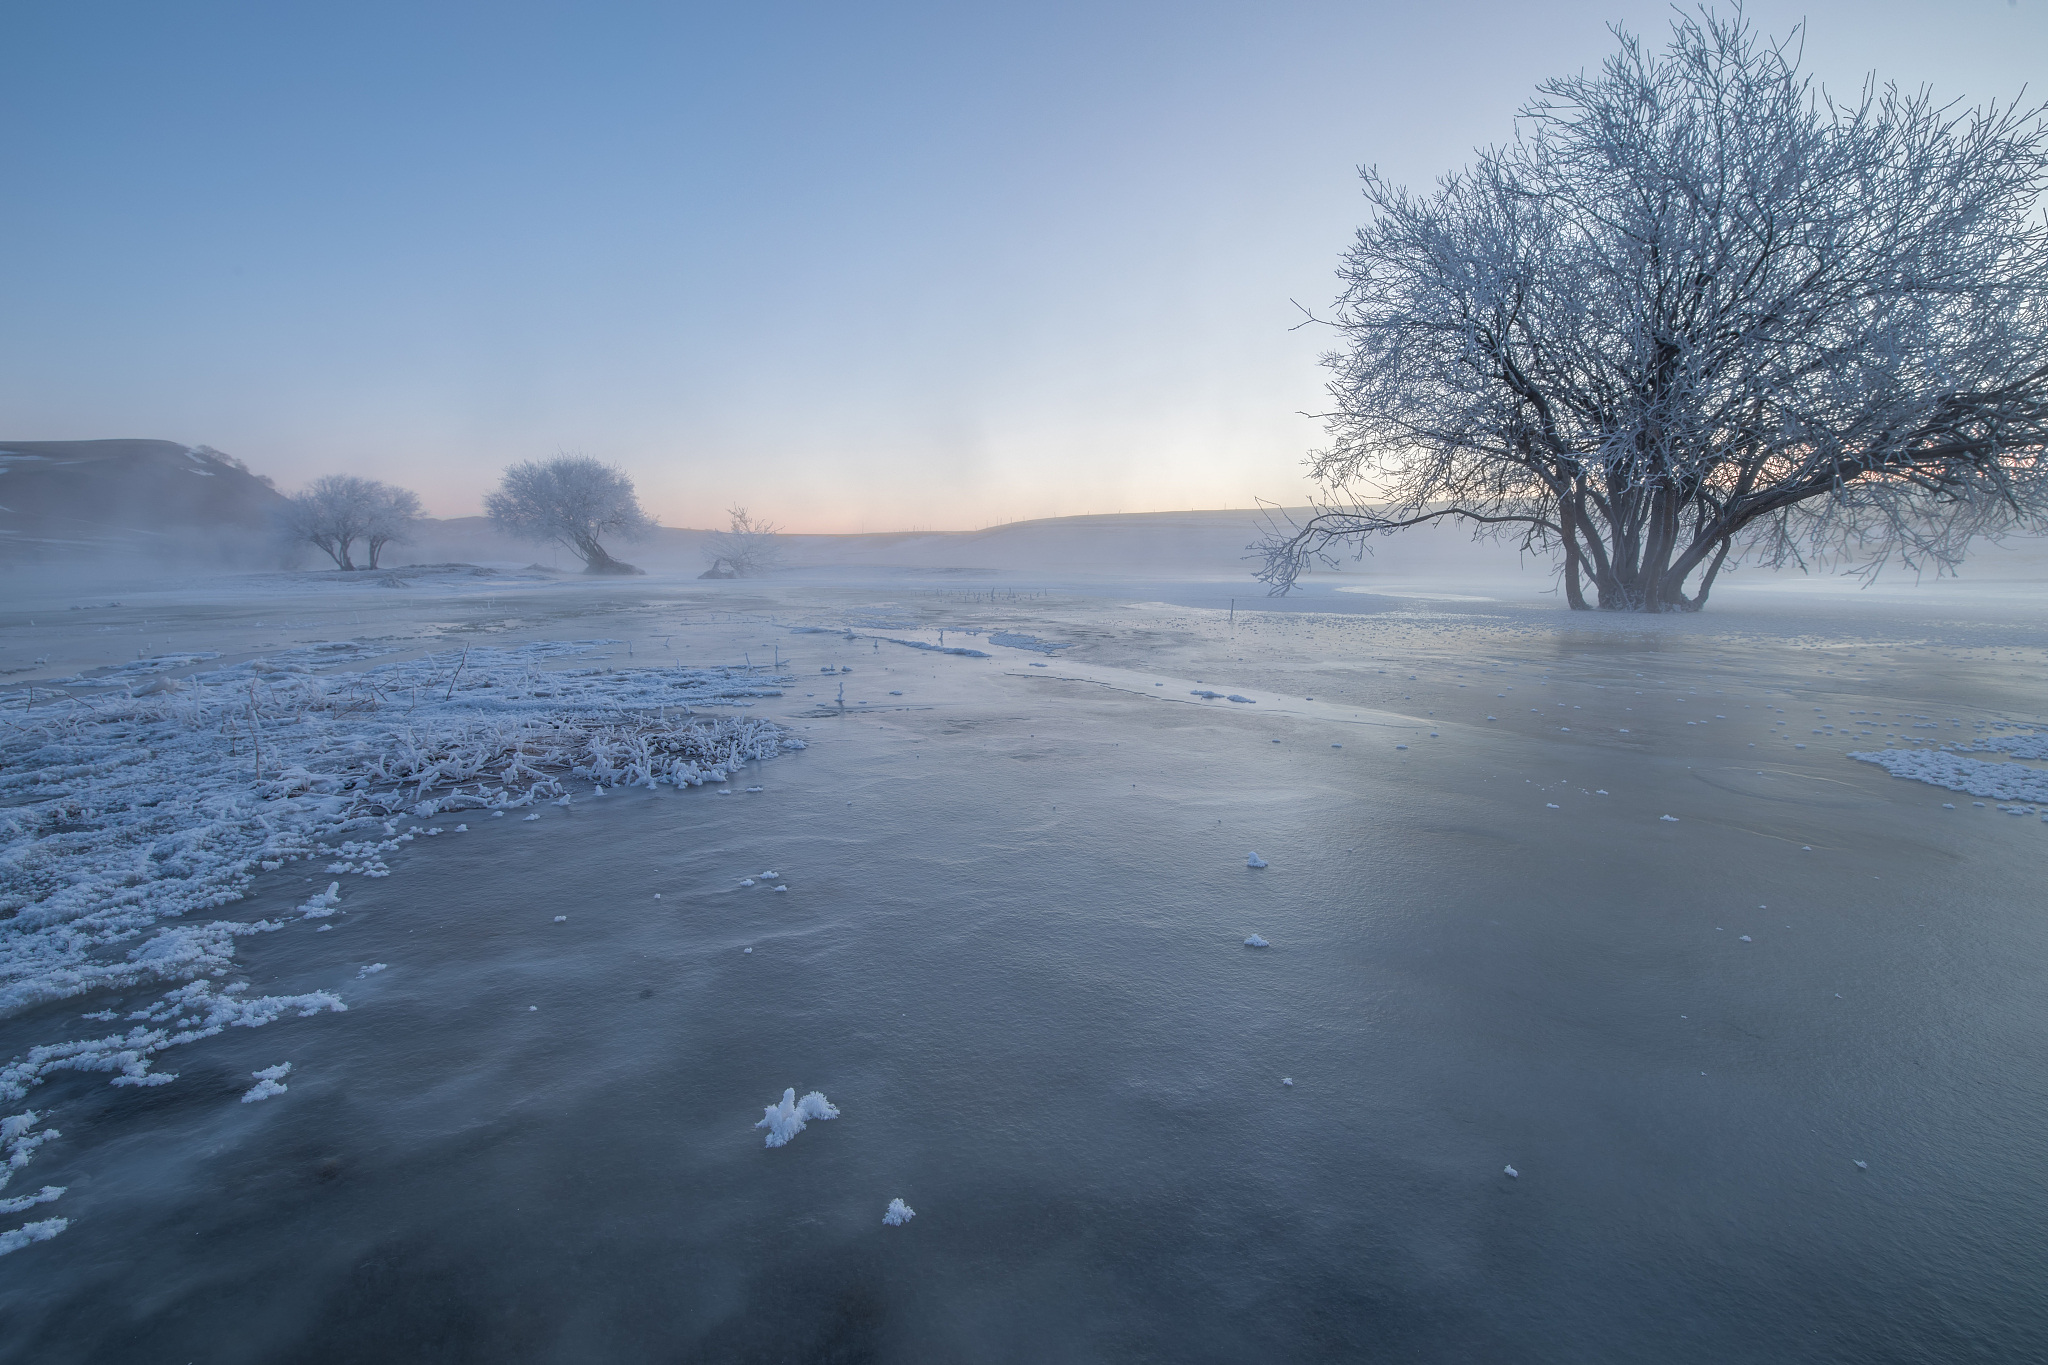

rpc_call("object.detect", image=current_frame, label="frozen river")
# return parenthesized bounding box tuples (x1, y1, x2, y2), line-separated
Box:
(2, 567, 2044, 1362)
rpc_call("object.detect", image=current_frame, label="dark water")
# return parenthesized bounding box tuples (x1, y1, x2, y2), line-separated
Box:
(3, 629, 2044, 1363)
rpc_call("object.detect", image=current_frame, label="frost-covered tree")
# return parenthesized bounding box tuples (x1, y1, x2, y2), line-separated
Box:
(703, 506, 783, 578)
(483, 454, 654, 574)
(1258, 9, 2048, 611)
(282, 475, 422, 570)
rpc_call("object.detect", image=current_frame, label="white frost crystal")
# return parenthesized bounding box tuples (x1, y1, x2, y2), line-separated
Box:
(883, 1198, 915, 1226)
(755, 1087, 840, 1148)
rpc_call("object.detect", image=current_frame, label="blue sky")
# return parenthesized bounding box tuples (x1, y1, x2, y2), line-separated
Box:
(4, 1, 2042, 531)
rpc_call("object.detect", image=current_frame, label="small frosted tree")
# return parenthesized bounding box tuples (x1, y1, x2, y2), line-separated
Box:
(362, 483, 422, 568)
(703, 506, 783, 578)
(484, 455, 655, 574)
(283, 475, 422, 570)
(1258, 9, 2048, 611)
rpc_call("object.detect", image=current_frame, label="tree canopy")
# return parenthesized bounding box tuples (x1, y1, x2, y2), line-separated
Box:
(282, 475, 421, 570)
(484, 455, 654, 574)
(1258, 8, 2048, 610)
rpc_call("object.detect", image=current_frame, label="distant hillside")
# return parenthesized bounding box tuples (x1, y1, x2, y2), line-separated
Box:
(0, 439, 288, 563)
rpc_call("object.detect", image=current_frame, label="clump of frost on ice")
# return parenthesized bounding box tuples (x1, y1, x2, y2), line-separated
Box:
(240, 1062, 292, 1103)
(1504, 1165, 1519, 1178)
(1246, 852, 1267, 868)
(883, 1198, 915, 1226)
(1244, 935, 1270, 948)
(524, 813, 543, 821)
(356, 963, 387, 978)
(0, 1184, 64, 1216)
(0, 1218, 68, 1255)
(299, 882, 343, 918)
(1, 982, 343, 1105)
(755, 1087, 840, 1148)
(1850, 742, 2048, 805)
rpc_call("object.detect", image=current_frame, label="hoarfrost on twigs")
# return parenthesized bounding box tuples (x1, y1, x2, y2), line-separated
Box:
(755, 1087, 840, 1148)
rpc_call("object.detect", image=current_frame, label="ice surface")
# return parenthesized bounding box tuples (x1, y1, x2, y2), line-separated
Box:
(883, 1197, 916, 1225)
(755, 1087, 840, 1147)
(886, 638, 989, 658)
(0, 633, 809, 1257)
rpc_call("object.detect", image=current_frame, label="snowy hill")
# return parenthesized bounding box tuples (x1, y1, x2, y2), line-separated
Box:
(0, 439, 286, 563)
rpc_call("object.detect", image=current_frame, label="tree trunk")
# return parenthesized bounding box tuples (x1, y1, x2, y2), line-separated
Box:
(572, 533, 640, 576)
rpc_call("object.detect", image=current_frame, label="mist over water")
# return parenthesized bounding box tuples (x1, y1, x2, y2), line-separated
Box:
(1, 561, 2043, 1362)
